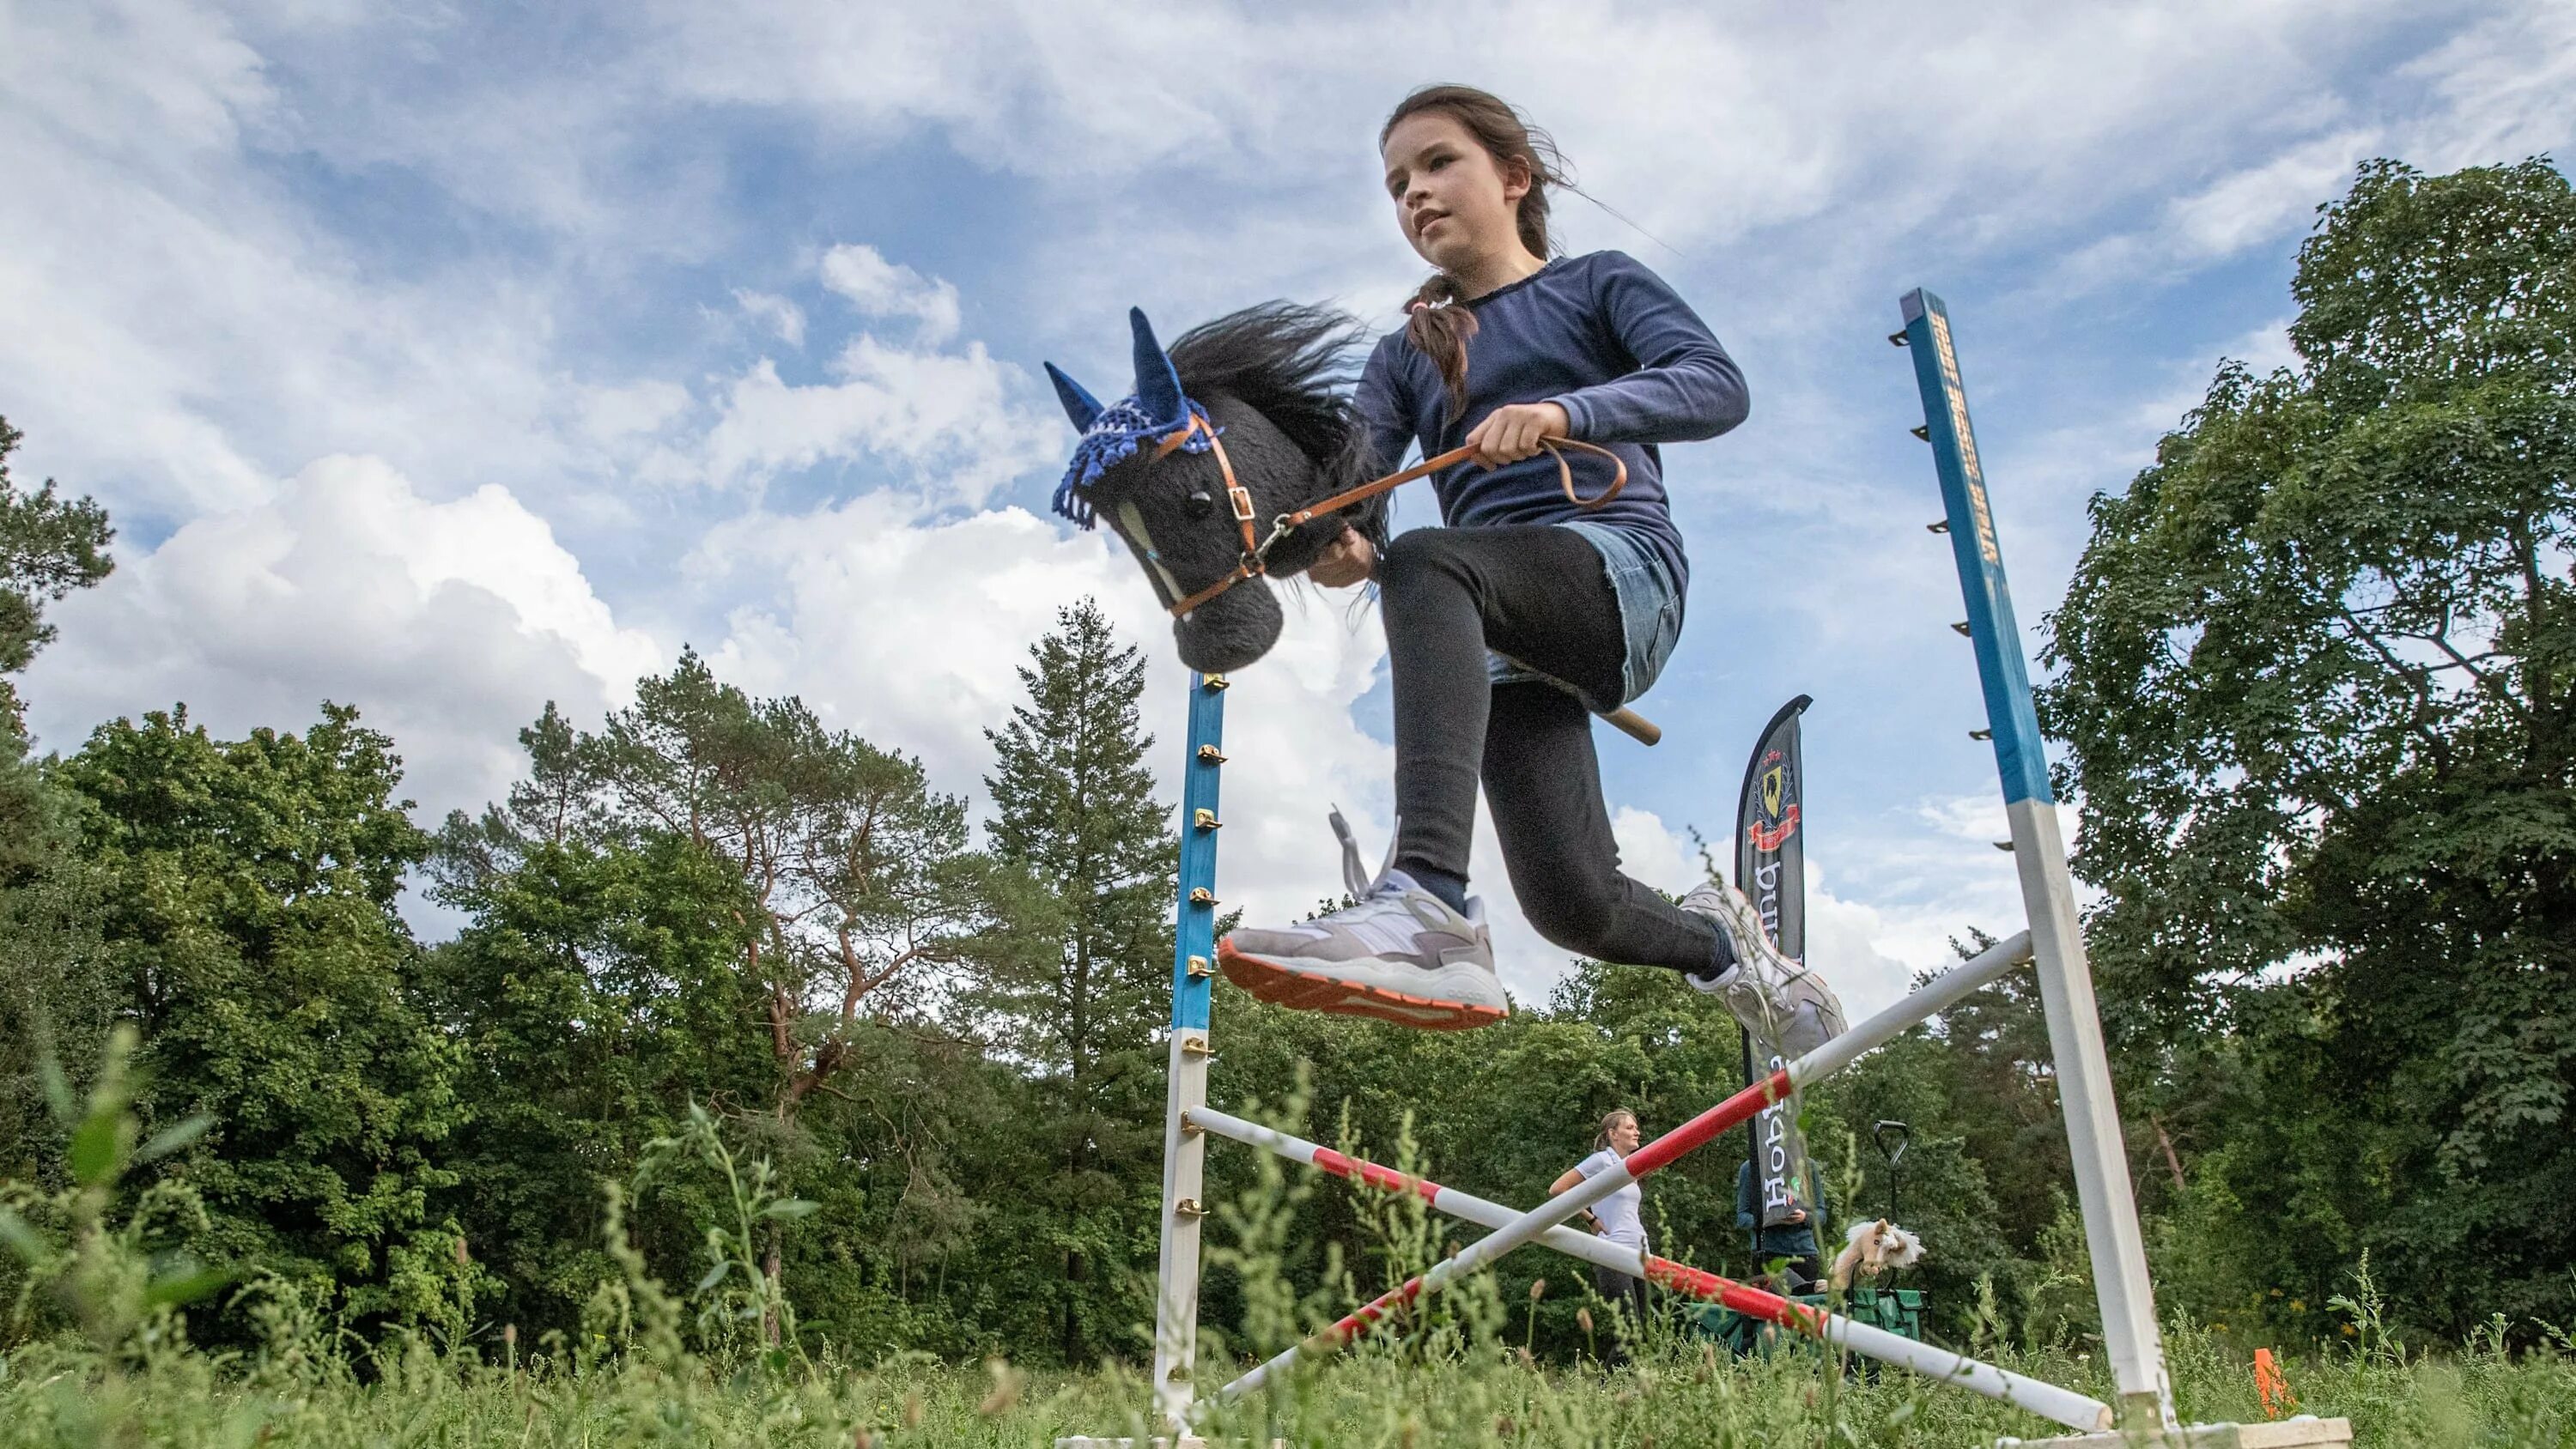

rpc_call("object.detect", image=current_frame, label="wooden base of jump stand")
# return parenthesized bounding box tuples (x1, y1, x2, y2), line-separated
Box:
(1999, 1416, 2353, 1448)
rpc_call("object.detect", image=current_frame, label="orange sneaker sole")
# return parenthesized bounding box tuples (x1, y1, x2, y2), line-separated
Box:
(1216, 940, 1506, 1032)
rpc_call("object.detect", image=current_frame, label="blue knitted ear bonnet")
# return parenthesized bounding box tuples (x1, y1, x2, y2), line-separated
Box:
(1044, 307, 1218, 529)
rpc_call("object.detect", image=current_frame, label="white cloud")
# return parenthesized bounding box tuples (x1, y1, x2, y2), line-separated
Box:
(8, 0, 2568, 990)
(576, 379, 697, 451)
(2404, 3, 2576, 169)
(687, 494, 1413, 953)
(821, 245, 963, 345)
(733, 289, 808, 348)
(687, 336, 1057, 506)
(25, 455, 663, 821)
(2165, 131, 2381, 260)
(662, 251, 1055, 506)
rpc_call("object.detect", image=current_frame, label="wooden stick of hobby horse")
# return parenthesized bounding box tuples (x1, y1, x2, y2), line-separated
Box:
(1493, 652, 1662, 746)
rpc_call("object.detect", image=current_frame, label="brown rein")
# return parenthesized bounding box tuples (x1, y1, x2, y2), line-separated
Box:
(1148, 416, 1630, 619)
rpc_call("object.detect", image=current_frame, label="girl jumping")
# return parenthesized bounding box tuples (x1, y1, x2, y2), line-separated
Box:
(1218, 84, 1845, 1057)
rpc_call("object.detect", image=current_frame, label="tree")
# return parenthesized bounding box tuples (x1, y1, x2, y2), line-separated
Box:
(974, 598, 1176, 1361)
(587, 652, 1019, 1119)
(0, 415, 113, 751)
(2041, 158, 2576, 1335)
(439, 657, 1032, 1339)
(424, 828, 773, 1339)
(53, 704, 477, 1331)
(0, 415, 118, 1181)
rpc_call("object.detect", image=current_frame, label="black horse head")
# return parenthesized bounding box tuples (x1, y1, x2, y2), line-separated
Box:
(1048, 304, 1388, 673)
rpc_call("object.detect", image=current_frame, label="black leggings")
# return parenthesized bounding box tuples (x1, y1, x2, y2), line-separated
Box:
(1378, 525, 1716, 974)
(1591, 1262, 1652, 1361)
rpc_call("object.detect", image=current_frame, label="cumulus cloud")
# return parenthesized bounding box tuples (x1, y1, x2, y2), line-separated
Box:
(686, 336, 1058, 506)
(732, 288, 808, 348)
(25, 455, 663, 821)
(7, 0, 2567, 978)
(662, 251, 1055, 506)
(821, 245, 963, 345)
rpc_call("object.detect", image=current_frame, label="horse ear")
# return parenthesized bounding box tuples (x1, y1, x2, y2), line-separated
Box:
(1044, 362, 1103, 431)
(1129, 307, 1186, 423)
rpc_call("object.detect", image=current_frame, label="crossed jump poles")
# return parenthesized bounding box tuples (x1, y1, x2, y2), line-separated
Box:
(1073, 293, 2356, 1447)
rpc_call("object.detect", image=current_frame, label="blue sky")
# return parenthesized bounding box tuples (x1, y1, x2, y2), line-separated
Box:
(7, 0, 2571, 1017)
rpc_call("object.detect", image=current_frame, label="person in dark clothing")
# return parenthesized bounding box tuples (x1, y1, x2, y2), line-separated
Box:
(1736, 1158, 1830, 1294)
(1218, 84, 1844, 1059)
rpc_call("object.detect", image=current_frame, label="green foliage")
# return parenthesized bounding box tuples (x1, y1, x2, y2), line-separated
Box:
(427, 658, 1046, 1359)
(631, 1103, 819, 1366)
(971, 598, 1176, 1363)
(444, 653, 1024, 1117)
(0, 415, 113, 746)
(2041, 156, 2576, 1339)
(0, 1026, 221, 1359)
(4, 1026, 2573, 1447)
(423, 828, 773, 1343)
(50, 704, 477, 1335)
(0, 416, 118, 1189)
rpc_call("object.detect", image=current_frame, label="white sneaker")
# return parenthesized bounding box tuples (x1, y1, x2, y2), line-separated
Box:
(1216, 810, 1507, 1031)
(1680, 881, 1846, 1059)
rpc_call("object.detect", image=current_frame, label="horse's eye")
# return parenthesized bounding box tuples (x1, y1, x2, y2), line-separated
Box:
(1186, 490, 1217, 518)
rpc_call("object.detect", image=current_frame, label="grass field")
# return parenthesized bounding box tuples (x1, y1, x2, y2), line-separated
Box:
(3, 1310, 2568, 1448)
(6, 1052, 2570, 1446)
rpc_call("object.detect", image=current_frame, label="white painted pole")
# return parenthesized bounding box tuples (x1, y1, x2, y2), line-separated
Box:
(2010, 797, 2172, 1430)
(1151, 1030, 1209, 1422)
(1188, 1106, 2111, 1433)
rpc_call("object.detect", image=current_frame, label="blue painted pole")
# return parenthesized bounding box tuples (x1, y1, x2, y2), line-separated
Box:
(1898, 290, 2174, 1432)
(1170, 671, 1227, 1034)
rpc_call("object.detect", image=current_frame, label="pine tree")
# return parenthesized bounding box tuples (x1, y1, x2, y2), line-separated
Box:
(978, 597, 1176, 1362)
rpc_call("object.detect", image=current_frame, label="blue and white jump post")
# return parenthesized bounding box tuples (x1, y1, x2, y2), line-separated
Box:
(1898, 287, 2172, 1433)
(1065, 294, 2353, 1449)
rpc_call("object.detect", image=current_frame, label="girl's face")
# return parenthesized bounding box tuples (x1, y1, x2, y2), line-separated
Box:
(1608, 1115, 1641, 1155)
(1381, 111, 1530, 272)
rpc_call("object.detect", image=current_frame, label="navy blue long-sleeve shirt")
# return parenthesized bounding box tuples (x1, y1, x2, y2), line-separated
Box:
(1354, 250, 1748, 600)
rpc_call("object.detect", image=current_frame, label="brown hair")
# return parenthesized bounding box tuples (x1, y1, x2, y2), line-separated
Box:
(1595, 1109, 1638, 1152)
(1380, 85, 1571, 415)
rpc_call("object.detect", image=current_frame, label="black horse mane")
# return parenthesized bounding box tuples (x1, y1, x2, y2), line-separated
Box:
(1166, 303, 1382, 526)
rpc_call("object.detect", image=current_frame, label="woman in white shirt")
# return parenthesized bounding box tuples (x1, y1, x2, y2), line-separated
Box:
(1552, 1108, 1649, 1353)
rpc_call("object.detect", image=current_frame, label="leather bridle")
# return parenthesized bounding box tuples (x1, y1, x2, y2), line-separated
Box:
(1126, 414, 1631, 618)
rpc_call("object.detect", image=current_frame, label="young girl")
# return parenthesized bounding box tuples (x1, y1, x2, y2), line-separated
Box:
(1218, 85, 1845, 1057)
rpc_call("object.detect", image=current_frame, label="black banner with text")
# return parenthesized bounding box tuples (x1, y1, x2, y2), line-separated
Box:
(1735, 695, 1811, 1230)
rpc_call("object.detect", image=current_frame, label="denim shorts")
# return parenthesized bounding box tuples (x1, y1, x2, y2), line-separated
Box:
(1487, 519, 1685, 712)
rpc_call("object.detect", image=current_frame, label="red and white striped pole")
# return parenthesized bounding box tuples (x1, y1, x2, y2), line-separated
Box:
(1218, 929, 2033, 1402)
